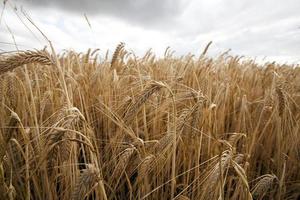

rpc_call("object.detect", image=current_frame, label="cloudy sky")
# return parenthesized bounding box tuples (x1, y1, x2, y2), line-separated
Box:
(0, 0, 300, 63)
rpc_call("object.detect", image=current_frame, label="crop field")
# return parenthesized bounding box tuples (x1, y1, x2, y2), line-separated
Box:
(0, 43, 299, 200)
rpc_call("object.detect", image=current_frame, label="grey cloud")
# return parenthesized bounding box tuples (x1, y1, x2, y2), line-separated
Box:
(168, 0, 300, 60)
(176, 0, 300, 38)
(3, 0, 300, 63)
(19, 0, 188, 27)
(217, 24, 300, 58)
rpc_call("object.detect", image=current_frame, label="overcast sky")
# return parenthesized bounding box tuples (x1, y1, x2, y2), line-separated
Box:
(0, 0, 300, 63)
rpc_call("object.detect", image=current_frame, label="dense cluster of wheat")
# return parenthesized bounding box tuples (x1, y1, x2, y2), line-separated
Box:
(0, 45, 299, 200)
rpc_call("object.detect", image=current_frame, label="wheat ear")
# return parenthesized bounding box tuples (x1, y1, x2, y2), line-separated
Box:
(275, 85, 285, 117)
(0, 50, 53, 75)
(153, 133, 175, 154)
(251, 174, 278, 198)
(111, 147, 135, 185)
(203, 150, 232, 197)
(72, 164, 101, 200)
(139, 154, 155, 178)
(111, 42, 125, 68)
(176, 195, 190, 200)
(0, 112, 20, 162)
(123, 82, 163, 124)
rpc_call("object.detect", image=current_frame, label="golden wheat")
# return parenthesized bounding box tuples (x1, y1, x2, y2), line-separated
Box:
(0, 50, 53, 75)
(0, 45, 298, 200)
(111, 42, 125, 68)
(251, 174, 278, 198)
(72, 164, 101, 200)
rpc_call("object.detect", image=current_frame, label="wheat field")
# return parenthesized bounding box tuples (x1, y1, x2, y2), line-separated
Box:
(0, 44, 299, 200)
